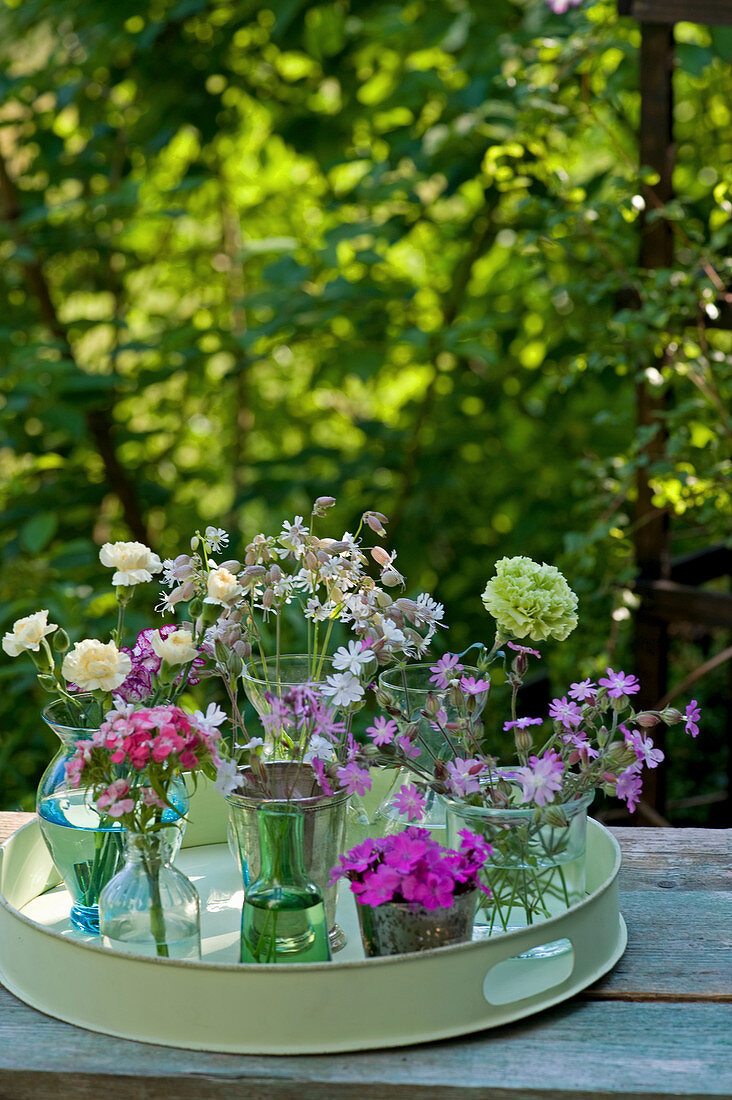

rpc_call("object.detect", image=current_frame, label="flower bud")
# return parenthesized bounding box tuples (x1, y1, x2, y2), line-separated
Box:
(219, 560, 241, 573)
(262, 588, 275, 609)
(375, 589, 392, 609)
(52, 628, 70, 653)
(268, 564, 282, 583)
(370, 546, 391, 568)
(190, 536, 200, 551)
(36, 673, 57, 692)
(423, 692, 441, 718)
(514, 727, 533, 755)
(660, 707, 684, 725)
(364, 512, 387, 537)
(313, 496, 336, 515)
(189, 597, 203, 619)
(381, 568, 403, 588)
(304, 551, 319, 571)
(511, 652, 528, 676)
(448, 682, 463, 709)
(543, 805, 570, 828)
(635, 711, 660, 728)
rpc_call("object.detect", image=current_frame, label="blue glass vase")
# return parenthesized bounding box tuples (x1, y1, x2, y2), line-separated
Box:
(36, 697, 188, 934)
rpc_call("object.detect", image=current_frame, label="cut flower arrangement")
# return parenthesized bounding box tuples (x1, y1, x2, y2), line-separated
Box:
(1, 506, 701, 967)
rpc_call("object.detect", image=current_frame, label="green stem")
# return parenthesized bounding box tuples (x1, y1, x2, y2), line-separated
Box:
(144, 853, 170, 958)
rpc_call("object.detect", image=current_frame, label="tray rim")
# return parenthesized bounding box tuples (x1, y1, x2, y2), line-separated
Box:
(0, 815, 621, 971)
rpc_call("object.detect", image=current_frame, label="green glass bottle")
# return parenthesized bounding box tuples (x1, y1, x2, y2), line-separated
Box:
(240, 805, 331, 965)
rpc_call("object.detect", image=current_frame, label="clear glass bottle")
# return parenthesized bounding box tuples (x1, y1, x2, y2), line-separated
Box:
(99, 831, 201, 960)
(36, 697, 188, 934)
(240, 805, 331, 964)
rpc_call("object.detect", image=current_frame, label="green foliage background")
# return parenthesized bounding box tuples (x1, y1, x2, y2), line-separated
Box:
(0, 0, 730, 817)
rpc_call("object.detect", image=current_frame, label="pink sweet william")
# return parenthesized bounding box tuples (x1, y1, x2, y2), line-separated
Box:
(331, 827, 492, 912)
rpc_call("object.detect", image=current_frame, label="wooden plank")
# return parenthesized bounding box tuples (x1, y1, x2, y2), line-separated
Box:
(0, 813, 34, 844)
(619, 0, 732, 25)
(0, 997, 729, 1099)
(634, 580, 732, 629)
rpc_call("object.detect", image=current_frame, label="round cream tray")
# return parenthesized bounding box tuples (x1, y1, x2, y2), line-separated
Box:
(0, 793, 626, 1055)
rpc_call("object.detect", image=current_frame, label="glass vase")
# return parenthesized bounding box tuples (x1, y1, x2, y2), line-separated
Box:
(99, 830, 201, 959)
(227, 761, 350, 951)
(357, 889, 477, 957)
(36, 697, 188, 934)
(443, 790, 593, 957)
(240, 805, 330, 964)
(372, 664, 489, 838)
(241, 654, 335, 756)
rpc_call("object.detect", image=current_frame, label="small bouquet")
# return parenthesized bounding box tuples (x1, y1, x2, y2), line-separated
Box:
(331, 828, 491, 955)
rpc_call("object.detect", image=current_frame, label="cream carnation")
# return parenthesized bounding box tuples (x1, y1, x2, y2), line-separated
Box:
(99, 541, 163, 586)
(204, 566, 243, 606)
(151, 628, 198, 667)
(62, 639, 132, 692)
(481, 556, 578, 642)
(2, 610, 57, 657)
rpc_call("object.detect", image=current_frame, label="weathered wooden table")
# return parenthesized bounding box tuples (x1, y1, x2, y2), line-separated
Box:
(0, 812, 729, 1100)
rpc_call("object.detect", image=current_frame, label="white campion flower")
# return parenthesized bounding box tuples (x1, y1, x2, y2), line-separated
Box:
(415, 593, 445, 626)
(99, 541, 163, 586)
(320, 671, 365, 707)
(62, 639, 132, 692)
(304, 597, 336, 622)
(204, 566, 243, 606)
(213, 758, 242, 796)
(2, 610, 58, 657)
(378, 618, 407, 649)
(332, 641, 375, 676)
(150, 628, 198, 667)
(204, 527, 229, 552)
(304, 734, 336, 764)
(193, 702, 228, 736)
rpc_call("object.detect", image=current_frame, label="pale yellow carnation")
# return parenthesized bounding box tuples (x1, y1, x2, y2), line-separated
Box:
(2, 610, 57, 657)
(61, 639, 132, 691)
(99, 541, 162, 586)
(481, 556, 578, 642)
(151, 629, 198, 666)
(204, 566, 242, 606)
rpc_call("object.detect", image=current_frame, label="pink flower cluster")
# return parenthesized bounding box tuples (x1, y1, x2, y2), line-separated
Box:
(330, 828, 492, 911)
(65, 703, 226, 819)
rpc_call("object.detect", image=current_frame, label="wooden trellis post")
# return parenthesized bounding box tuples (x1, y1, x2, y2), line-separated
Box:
(618, 0, 732, 820)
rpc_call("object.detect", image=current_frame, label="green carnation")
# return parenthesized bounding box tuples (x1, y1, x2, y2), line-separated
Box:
(481, 556, 578, 642)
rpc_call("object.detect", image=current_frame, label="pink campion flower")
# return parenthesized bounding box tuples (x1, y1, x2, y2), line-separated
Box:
(366, 716, 398, 747)
(561, 729, 589, 749)
(330, 839, 382, 883)
(599, 668, 640, 699)
(515, 750, 564, 807)
(459, 675, 491, 696)
(429, 653, 464, 690)
(568, 678, 596, 703)
(626, 730, 664, 770)
(615, 766, 643, 813)
(311, 757, 334, 796)
(504, 716, 543, 732)
(445, 757, 486, 796)
(684, 700, 700, 738)
(335, 761, 372, 797)
(548, 696, 583, 728)
(392, 784, 427, 823)
(396, 733, 420, 760)
(141, 787, 166, 809)
(507, 642, 541, 658)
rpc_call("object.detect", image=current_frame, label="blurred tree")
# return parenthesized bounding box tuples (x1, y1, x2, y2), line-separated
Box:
(0, 0, 729, 814)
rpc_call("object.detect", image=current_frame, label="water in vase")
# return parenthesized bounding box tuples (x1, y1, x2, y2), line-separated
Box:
(241, 889, 330, 964)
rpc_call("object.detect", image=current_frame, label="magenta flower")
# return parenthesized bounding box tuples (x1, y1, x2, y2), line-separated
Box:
(335, 761, 372, 797)
(684, 700, 700, 738)
(311, 756, 334, 796)
(615, 766, 643, 813)
(459, 675, 491, 696)
(503, 716, 543, 732)
(548, 696, 583, 728)
(366, 716, 398, 747)
(358, 864, 401, 906)
(445, 757, 485, 796)
(383, 829, 430, 872)
(515, 750, 564, 807)
(626, 730, 664, 770)
(396, 733, 420, 760)
(429, 653, 464, 690)
(507, 642, 541, 658)
(412, 871, 456, 911)
(599, 668, 640, 699)
(568, 678, 596, 702)
(392, 783, 427, 822)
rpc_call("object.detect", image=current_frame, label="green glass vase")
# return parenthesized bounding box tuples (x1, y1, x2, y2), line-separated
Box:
(240, 805, 331, 965)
